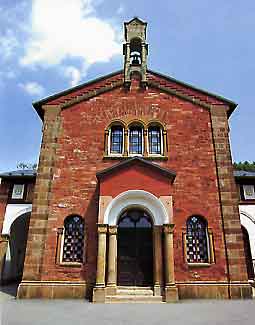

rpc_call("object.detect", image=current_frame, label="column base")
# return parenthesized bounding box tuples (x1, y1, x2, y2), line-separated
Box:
(229, 283, 253, 299)
(164, 285, 179, 302)
(92, 286, 106, 303)
(106, 285, 117, 296)
(154, 285, 162, 296)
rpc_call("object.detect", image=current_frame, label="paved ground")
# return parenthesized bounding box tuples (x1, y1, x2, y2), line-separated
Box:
(0, 285, 255, 325)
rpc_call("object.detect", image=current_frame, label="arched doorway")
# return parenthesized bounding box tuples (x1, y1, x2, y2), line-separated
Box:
(242, 226, 254, 280)
(117, 208, 153, 286)
(2, 212, 30, 284)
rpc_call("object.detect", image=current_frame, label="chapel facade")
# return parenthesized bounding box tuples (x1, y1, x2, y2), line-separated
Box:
(0, 18, 253, 302)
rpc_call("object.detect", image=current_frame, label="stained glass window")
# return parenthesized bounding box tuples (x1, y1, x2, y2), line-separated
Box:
(148, 126, 161, 154)
(186, 216, 209, 263)
(129, 126, 143, 154)
(62, 215, 84, 263)
(110, 126, 123, 154)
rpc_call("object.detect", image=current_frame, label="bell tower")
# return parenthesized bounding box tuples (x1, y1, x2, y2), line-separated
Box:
(123, 17, 148, 87)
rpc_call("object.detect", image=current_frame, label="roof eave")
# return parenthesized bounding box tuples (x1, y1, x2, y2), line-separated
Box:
(32, 70, 124, 120)
(148, 69, 238, 117)
(96, 157, 176, 182)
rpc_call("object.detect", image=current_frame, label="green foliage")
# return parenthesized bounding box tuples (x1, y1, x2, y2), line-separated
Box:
(233, 161, 255, 172)
(17, 162, 37, 170)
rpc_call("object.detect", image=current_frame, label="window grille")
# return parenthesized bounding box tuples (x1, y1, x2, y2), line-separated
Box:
(110, 126, 123, 154)
(129, 126, 143, 154)
(186, 216, 209, 263)
(148, 126, 161, 154)
(62, 215, 84, 263)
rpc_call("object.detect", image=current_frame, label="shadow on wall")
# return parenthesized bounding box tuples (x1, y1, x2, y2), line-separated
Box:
(1, 212, 31, 292)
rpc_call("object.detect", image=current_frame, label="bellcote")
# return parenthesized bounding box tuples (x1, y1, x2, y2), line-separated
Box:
(123, 17, 148, 88)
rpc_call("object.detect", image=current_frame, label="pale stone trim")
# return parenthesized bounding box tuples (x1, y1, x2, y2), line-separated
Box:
(240, 210, 255, 269)
(2, 204, 32, 235)
(98, 196, 113, 224)
(159, 196, 173, 223)
(104, 190, 168, 226)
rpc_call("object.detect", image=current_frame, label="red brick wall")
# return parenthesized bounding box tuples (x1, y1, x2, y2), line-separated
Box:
(40, 78, 228, 285)
(100, 163, 172, 197)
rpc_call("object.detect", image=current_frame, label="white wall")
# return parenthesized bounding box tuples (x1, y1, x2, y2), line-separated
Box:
(239, 205, 255, 274)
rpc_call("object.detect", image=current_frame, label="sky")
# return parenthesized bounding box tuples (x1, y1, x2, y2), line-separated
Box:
(0, 0, 254, 172)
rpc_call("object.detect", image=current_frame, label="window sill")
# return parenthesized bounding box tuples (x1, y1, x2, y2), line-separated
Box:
(187, 263, 212, 268)
(103, 155, 168, 161)
(58, 262, 83, 267)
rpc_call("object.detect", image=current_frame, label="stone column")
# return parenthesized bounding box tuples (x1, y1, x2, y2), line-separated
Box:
(93, 224, 107, 303)
(96, 224, 107, 286)
(153, 226, 163, 296)
(163, 224, 178, 302)
(104, 130, 109, 156)
(107, 225, 118, 295)
(163, 130, 167, 156)
(124, 129, 128, 156)
(143, 129, 148, 157)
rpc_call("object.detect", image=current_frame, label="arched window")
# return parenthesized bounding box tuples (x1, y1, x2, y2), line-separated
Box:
(129, 125, 143, 155)
(148, 126, 162, 155)
(110, 125, 124, 154)
(186, 215, 209, 263)
(62, 215, 84, 263)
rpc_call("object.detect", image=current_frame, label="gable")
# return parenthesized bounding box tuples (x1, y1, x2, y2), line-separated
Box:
(97, 158, 176, 197)
(33, 70, 237, 120)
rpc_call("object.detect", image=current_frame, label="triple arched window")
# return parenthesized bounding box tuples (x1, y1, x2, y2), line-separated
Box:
(185, 215, 214, 264)
(106, 121, 166, 157)
(58, 215, 85, 264)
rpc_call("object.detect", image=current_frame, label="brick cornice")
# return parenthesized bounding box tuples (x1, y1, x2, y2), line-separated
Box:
(148, 80, 213, 111)
(60, 80, 123, 109)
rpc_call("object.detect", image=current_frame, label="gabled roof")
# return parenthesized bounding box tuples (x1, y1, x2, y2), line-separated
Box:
(0, 169, 37, 179)
(234, 170, 255, 179)
(96, 157, 176, 182)
(125, 17, 147, 26)
(33, 69, 237, 120)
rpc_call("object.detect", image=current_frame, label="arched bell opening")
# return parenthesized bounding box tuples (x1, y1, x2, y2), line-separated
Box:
(117, 208, 153, 286)
(130, 38, 142, 66)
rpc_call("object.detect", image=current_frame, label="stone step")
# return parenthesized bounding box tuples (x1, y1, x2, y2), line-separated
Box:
(106, 295, 164, 303)
(117, 288, 154, 296)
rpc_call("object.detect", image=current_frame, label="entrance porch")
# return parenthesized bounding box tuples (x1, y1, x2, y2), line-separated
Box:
(92, 190, 178, 303)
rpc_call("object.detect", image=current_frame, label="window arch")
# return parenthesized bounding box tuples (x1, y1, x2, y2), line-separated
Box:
(129, 124, 144, 155)
(62, 215, 84, 263)
(186, 215, 209, 263)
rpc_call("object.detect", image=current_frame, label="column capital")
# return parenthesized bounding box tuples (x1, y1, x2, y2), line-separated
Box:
(97, 224, 108, 234)
(163, 224, 175, 234)
(108, 225, 118, 235)
(0, 234, 9, 242)
(57, 227, 64, 235)
(153, 225, 163, 232)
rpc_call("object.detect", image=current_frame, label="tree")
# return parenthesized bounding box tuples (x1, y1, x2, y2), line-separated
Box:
(233, 161, 255, 172)
(16, 162, 37, 170)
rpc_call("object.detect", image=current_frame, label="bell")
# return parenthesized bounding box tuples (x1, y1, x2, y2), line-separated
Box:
(131, 54, 140, 66)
